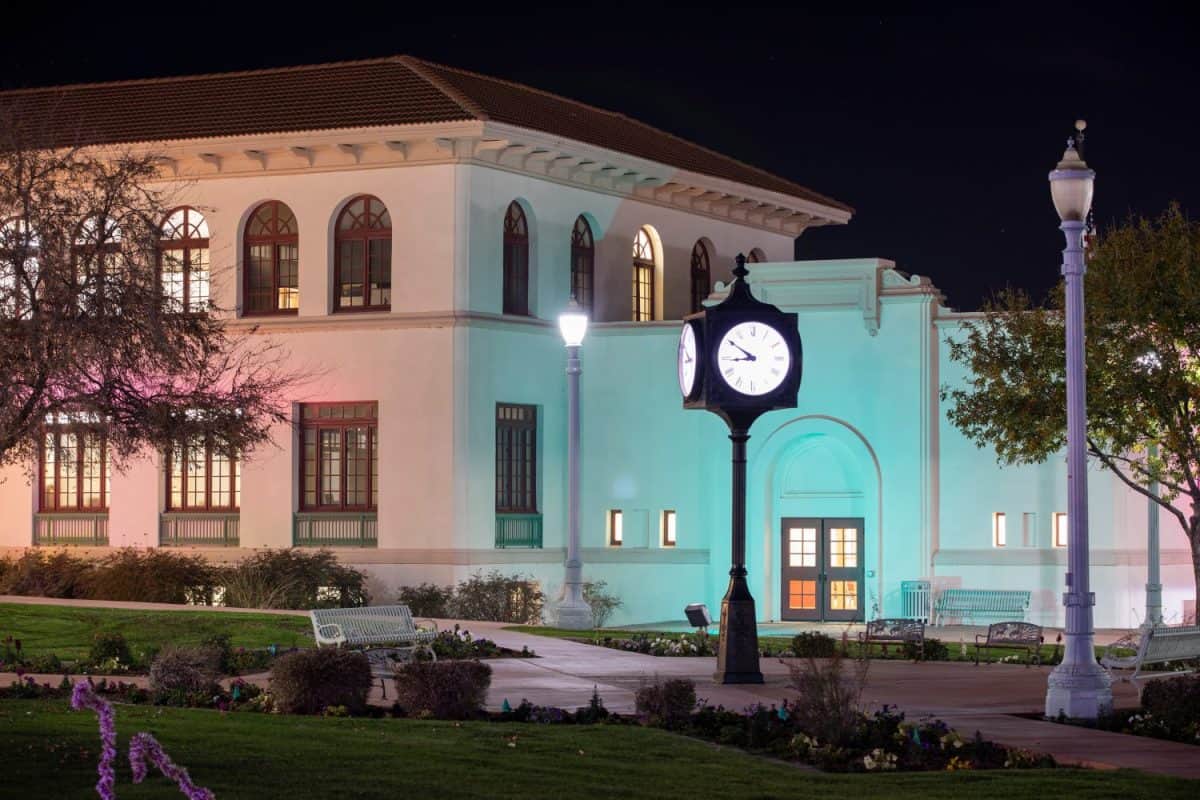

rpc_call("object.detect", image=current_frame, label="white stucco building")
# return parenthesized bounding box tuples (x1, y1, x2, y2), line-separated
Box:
(0, 56, 1193, 628)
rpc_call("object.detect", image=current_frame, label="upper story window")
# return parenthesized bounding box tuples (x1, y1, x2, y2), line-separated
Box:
(244, 201, 299, 315)
(40, 414, 108, 512)
(495, 403, 537, 513)
(632, 227, 656, 321)
(570, 216, 594, 313)
(167, 435, 239, 511)
(502, 202, 530, 316)
(747, 248, 767, 263)
(690, 240, 711, 313)
(0, 217, 38, 318)
(335, 195, 392, 312)
(159, 207, 210, 312)
(992, 512, 1007, 547)
(300, 403, 378, 512)
(73, 216, 123, 310)
(1052, 512, 1068, 548)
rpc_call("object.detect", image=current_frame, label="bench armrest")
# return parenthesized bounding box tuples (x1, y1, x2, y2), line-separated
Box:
(974, 634, 987, 646)
(315, 623, 345, 645)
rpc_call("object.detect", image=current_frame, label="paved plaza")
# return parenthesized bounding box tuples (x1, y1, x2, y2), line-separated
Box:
(3, 596, 1198, 780)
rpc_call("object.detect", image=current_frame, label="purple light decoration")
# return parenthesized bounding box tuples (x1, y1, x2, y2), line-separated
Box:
(129, 733, 216, 800)
(71, 681, 118, 800)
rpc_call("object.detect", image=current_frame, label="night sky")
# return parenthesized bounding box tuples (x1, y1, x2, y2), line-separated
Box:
(2, 7, 1195, 311)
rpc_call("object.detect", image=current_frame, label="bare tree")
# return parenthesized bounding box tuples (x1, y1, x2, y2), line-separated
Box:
(0, 110, 302, 473)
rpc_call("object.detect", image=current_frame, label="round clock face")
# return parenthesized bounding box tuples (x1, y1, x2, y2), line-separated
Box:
(678, 323, 697, 397)
(716, 321, 791, 396)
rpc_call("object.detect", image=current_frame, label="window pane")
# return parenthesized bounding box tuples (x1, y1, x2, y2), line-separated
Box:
(369, 239, 391, 307)
(303, 428, 317, 508)
(788, 527, 817, 568)
(189, 247, 210, 311)
(42, 433, 56, 510)
(788, 579, 817, 610)
(277, 244, 299, 310)
(161, 250, 185, 309)
(320, 429, 342, 506)
(169, 446, 183, 510)
(59, 433, 78, 509)
(81, 433, 104, 508)
(830, 580, 858, 610)
(339, 241, 364, 307)
(211, 446, 231, 508)
(247, 244, 273, 312)
(346, 427, 369, 506)
(829, 527, 857, 568)
(186, 438, 206, 509)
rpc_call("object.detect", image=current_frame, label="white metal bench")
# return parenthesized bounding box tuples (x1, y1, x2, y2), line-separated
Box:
(1100, 624, 1200, 682)
(310, 605, 439, 697)
(934, 589, 1030, 626)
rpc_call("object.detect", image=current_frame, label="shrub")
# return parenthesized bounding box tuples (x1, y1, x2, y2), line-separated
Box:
(222, 549, 369, 610)
(635, 678, 696, 727)
(89, 632, 134, 666)
(83, 549, 218, 604)
(393, 660, 492, 720)
(1140, 673, 1200, 739)
(396, 582, 454, 618)
(148, 645, 223, 703)
(574, 686, 610, 724)
(583, 581, 623, 628)
(0, 550, 94, 598)
(784, 652, 869, 747)
(270, 648, 372, 715)
(450, 570, 543, 624)
(905, 637, 950, 661)
(791, 631, 837, 658)
(429, 625, 503, 660)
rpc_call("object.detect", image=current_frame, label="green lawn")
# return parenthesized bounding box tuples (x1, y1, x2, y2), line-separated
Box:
(0, 603, 313, 662)
(2, 700, 1196, 799)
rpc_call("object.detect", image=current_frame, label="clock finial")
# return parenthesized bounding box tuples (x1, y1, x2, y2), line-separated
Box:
(733, 253, 749, 281)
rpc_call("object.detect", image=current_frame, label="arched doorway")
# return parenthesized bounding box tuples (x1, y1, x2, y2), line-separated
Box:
(750, 416, 882, 622)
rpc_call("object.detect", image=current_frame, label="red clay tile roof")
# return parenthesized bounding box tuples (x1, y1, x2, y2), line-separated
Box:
(0, 56, 851, 214)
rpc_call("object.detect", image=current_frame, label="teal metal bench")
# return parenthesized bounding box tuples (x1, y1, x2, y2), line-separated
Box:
(934, 589, 1030, 626)
(1101, 624, 1200, 682)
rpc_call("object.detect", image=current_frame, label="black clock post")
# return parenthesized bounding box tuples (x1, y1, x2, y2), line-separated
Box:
(678, 254, 802, 684)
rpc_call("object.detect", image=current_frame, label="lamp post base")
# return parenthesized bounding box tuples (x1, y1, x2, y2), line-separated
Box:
(1045, 660, 1113, 719)
(714, 574, 763, 684)
(555, 601, 592, 630)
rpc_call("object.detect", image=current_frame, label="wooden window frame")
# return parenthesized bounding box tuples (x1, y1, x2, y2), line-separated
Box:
(299, 402, 378, 512)
(570, 215, 594, 313)
(243, 201, 299, 316)
(1052, 512, 1068, 548)
(661, 509, 677, 547)
(334, 195, 392, 313)
(632, 228, 655, 322)
(39, 423, 108, 512)
(502, 202, 530, 316)
(495, 403, 538, 513)
(608, 509, 624, 547)
(165, 435, 239, 512)
(157, 206, 210, 312)
(690, 240, 711, 313)
(992, 511, 1007, 547)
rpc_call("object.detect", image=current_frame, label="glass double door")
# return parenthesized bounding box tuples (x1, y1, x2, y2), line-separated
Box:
(780, 518, 864, 622)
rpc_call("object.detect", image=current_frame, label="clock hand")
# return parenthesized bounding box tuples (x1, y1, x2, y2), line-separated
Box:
(730, 342, 757, 361)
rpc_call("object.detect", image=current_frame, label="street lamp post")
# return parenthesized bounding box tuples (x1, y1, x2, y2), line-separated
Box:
(1146, 443, 1163, 627)
(556, 299, 592, 630)
(1044, 121, 1113, 719)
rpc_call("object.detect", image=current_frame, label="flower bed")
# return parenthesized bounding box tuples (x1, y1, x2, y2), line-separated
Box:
(1047, 673, 1200, 747)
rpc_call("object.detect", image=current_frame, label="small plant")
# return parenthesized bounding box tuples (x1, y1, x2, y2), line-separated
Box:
(784, 652, 869, 747)
(635, 678, 696, 728)
(904, 637, 949, 661)
(791, 631, 837, 658)
(148, 645, 223, 703)
(89, 632, 134, 667)
(397, 582, 454, 617)
(393, 660, 492, 719)
(269, 648, 373, 715)
(429, 625, 503, 660)
(1138, 673, 1200, 741)
(582, 581, 623, 628)
(575, 685, 610, 723)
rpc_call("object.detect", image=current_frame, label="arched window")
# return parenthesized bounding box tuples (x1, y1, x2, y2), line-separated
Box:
(335, 195, 392, 311)
(690, 240, 711, 313)
(631, 227, 656, 322)
(0, 218, 38, 317)
(502, 201, 529, 316)
(747, 248, 767, 263)
(570, 216, 594, 312)
(159, 207, 210, 312)
(244, 201, 298, 315)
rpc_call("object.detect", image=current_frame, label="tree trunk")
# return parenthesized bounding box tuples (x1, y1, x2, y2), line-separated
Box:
(1191, 512, 1200, 625)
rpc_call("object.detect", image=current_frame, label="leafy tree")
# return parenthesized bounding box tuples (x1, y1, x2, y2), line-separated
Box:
(0, 111, 300, 471)
(943, 204, 1200, 609)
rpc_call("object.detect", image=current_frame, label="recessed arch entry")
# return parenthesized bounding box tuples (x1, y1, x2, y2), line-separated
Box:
(749, 415, 882, 622)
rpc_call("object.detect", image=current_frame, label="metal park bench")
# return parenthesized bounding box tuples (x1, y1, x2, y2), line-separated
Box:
(858, 618, 925, 660)
(1100, 624, 1200, 683)
(974, 621, 1045, 666)
(310, 605, 439, 698)
(933, 589, 1030, 626)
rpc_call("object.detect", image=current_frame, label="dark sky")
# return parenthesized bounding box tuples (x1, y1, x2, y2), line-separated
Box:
(2, 6, 1195, 310)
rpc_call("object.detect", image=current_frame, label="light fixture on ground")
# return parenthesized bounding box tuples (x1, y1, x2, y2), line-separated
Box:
(1044, 120, 1114, 719)
(556, 298, 592, 629)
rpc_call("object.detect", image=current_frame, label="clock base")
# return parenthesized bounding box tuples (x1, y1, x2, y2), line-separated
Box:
(714, 575, 764, 684)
